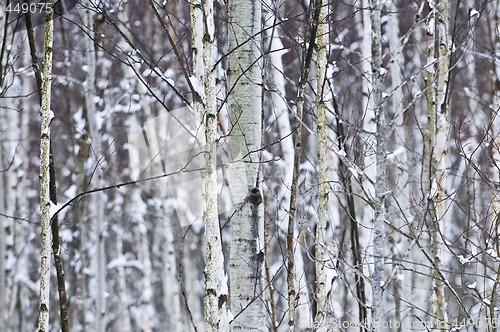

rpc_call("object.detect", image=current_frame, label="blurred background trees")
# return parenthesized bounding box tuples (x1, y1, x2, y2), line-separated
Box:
(0, 0, 499, 330)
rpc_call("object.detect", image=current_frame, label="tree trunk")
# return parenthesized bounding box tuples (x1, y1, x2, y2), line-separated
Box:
(315, 1, 329, 329)
(227, 0, 265, 329)
(370, 0, 387, 330)
(425, 0, 449, 328)
(190, 0, 230, 330)
(354, 1, 372, 326)
(37, 1, 54, 330)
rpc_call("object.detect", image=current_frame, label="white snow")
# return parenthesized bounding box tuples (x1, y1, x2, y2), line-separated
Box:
(485, 248, 499, 260)
(428, 179, 438, 199)
(48, 110, 55, 123)
(49, 200, 62, 219)
(188, 76, 205, 99)
(457, 254, 470, 265)
(327, 62, 339, 77)
(107, 256, 143, 270)
(466, 282, 476, 289)
(166, 78, 175, 87)
(64, 184, 77, 199)
(60, 229, 74, 242)
(348, 167, 360, 180)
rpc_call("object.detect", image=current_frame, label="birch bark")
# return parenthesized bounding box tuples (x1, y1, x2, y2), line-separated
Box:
(37, 1, 54, 330)
(425, 0, 450, 328)
(315, 1, 329, 329)
(354, 2, 372, 324)
(369, 0, 387, 330)
(227, 0, 265, 329)
(191, 0, 229, 330)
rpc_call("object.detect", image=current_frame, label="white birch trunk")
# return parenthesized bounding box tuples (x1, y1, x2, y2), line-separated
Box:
(0, 130, 6, 332)
(228, 0, 265, 328)
(315, 1, 330, 329)
(204, 2, 230, 329)
(37, 2, 54, 330)
(357, 3, 375, 323)
(361, 0, 376, 186)
(370, 0, 387, 330)
(425, 0, 449, 328)
(190, 0, 230, 329)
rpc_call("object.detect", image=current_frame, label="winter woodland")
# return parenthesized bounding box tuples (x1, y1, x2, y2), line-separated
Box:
(0, 0, 499, 331)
